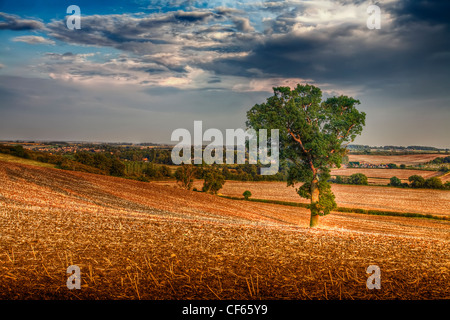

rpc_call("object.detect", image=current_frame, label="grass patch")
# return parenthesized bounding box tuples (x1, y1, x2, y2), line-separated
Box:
(219, 195, 449, 221)
(0, 153, 57, 169)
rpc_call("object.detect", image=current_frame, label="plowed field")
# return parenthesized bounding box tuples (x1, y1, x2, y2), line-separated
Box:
(1, 161, 449, 299)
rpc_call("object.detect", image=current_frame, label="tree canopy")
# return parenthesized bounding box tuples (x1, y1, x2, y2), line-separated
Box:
(246, 84, 366, 227)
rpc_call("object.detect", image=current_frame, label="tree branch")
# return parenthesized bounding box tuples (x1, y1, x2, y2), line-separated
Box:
(337, 124, 355, 140)
(287, 128, 317, 175)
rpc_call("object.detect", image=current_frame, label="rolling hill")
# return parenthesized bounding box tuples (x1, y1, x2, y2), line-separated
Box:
(0, 160, 449, 299)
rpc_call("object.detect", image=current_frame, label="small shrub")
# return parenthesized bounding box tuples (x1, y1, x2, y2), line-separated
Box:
(243, 190, 252, 200)
(389, 176, 403, 187)
(348, 173, 368, 185)
(202, 167, 225, 194)
(409, 175, 425, 188)
(424, 177, 443, 189)
(334, 175, 346, 184)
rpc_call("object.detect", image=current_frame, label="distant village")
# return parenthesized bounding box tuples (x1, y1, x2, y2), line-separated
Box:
(0, 141, 167, 157)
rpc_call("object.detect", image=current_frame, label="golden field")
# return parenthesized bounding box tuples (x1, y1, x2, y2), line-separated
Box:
(347, 154, 448, 166)
(329, 168, 444, 185)
(330, 168, 440, 180)
(1, 160, 449, 299)
(156, 179, 450, 217)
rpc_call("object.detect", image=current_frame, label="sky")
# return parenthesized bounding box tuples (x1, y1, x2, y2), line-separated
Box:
(0, 0, 449, 148)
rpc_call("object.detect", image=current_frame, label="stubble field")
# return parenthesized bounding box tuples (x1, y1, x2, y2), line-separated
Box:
(347, 154, 448, 165)
(158, 179, 450, 217)
(330, 168, 442, 185)
(1, 161, 449, 299)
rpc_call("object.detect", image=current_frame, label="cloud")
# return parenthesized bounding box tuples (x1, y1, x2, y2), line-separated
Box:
(0, 12, 44, 30)
(18, 0, 443, 100)
(232, 16, 254, 32)
(12, 35, 55, 45)
(0, 1, 449, 147)
(388, 0, 450, 27)
(36, 9, 260, 89)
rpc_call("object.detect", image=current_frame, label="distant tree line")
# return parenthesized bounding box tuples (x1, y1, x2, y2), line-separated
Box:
(427, 156, 450, 165)
(0, 144, 108, 175)
(0, 143, 290, 182)
(175, 164, 226, 194)
(333, 173, 368, 185)
(124, 161, 172, 181)
(332, 171, 450, 190)
(389, 175, 450, 190)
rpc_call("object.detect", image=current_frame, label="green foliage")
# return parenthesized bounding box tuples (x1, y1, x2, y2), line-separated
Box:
(408, 175, 425, 188)
(333, 174, 371, 186)
(334, 175, 345, 184)
(315, 173, 336, 215)
(428, 156, 450, 164)
(160, 165, 171, 177)
(424, 177, 443, 189)
(74, 151, 125, 176)
(219, 163, 288, 182)
(124, 162, 172, 179)
(202, 166, 225, 194)
(341, 155, 349, 165)
(389, 176, 403, 187)
(109, 158, 125, 176)
(12, 145, 29, 158)
(348, 173, 368, 185)
(408, 175, 446, 190)
(400, 164, 406, 169)
(246, 84, 365, 220)
(243, 190, 252, 200)
(175, 164, 197, 190)
(387, 163, 398, 169)
(0, 144, 30, 159)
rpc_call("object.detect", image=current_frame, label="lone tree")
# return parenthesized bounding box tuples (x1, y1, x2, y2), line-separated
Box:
(348, 173, 368, 185)
(389, 176, 402, 187)
(247, 84, 365, 227)
(408, 175, 425, 188)
(202, 166, 225, 194)
(175, 164, 197, 190)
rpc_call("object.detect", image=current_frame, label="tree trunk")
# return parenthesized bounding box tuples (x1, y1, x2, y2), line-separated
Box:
(310, 178, 320, 227)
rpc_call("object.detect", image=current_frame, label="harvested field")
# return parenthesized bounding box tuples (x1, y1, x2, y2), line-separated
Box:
(347, 154, 447, 166)
(176, 181, 450, 217)
(330, 168, 440, 180)
(440, 172, 450, 183)
(1, 161, 449, 299)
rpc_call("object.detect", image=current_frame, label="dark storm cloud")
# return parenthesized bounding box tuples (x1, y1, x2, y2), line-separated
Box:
(0, 12, 44, 30)
(44, 9, 254, 58)
(388, 0, 450, 27)
(0, 1, 448, 147)
(197, 3, 450, 94)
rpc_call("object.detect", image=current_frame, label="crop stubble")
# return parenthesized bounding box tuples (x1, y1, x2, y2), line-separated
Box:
(0, 161, 449, 299)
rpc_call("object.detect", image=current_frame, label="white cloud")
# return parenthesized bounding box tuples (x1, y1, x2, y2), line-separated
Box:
(12, 35, 55, 45)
